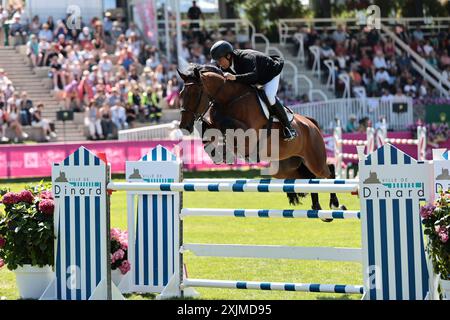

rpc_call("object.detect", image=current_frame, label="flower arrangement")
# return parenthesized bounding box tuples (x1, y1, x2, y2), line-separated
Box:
(420, 192, 450, 281)
(0, 183, 55, 271)
(110, 228, 130, 275)
(408, 120, 449, 146)
(414, 97, 450, 106)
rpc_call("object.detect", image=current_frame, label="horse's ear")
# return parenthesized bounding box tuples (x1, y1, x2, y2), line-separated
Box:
(193, 67, 201, 80)
(177, 68, 188, 81)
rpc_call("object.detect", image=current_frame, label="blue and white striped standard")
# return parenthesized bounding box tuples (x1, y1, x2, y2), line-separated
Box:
(49, 147, 108, 300)
(109, 182, 358, 193)
(184, 178, 359, 184)
(132, 193, 177, 292)
(359, 145, 429, 300)
(183, 279, 364, 294)
(124, 144, 180, 294)
(181, 208, 361, 219)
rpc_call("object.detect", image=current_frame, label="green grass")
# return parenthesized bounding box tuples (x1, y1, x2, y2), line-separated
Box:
(0, 176, 362, 300)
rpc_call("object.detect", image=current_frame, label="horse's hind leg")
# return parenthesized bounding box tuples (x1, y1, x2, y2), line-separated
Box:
(328, 163, 347, 210)
(272, 157, 307, 206)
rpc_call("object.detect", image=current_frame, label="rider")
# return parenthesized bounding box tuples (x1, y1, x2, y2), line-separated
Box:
(210, 40, 298, 141)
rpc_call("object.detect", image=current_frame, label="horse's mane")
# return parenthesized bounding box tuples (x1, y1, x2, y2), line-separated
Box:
(185, 63, 224, 81)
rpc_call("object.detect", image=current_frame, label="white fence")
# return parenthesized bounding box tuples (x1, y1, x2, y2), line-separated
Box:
(290, 98, 413, 134)
(118, 121, 182, 141)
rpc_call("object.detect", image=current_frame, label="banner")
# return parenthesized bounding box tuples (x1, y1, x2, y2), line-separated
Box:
(134, 0, 158, 45)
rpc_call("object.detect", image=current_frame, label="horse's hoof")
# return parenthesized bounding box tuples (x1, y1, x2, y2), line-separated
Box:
(339, 205, 347, 211)
(320, 218, 334, 223)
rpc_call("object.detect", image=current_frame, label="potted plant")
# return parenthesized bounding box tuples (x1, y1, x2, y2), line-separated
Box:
(110, 228, 130, 286)
(0, 183, 55, 299)
(420, 192, 450, 300)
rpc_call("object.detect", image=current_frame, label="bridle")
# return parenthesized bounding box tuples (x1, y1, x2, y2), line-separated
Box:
(180, 75, 226, 122)
(180, 82, 210, 122)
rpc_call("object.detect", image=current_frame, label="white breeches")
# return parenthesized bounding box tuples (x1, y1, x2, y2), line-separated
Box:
(263, 74, 280, 105)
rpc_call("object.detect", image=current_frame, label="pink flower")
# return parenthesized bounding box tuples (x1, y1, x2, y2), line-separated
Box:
(120, 241, 128, 251)
(420, 204, 435, 219)
(436, 225, 449, 243)
(39, 191, 54, 200)
(119, 260, 131, 275)
(1, 192, 19, 205)
(18, 190, 34, 204)
(0, 236, 5, 249)
(113, 249, 125, 262)
(0, 258, 4, 268)
(39, 199, 54, 215)
(110, 228, 121, 240)
(111, 253, 116, 264)
(440, 232, 449, 243)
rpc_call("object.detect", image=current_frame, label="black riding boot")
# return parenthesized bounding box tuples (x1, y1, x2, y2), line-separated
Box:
(269, 99, 298, 141)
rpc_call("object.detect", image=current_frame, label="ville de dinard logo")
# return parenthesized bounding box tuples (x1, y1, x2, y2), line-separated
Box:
(127, 167, 175, 183)
(53, 171, 102, 197)
(362, 171, 425, 198)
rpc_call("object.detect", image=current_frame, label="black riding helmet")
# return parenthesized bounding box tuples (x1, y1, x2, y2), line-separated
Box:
(210, 40, 234, 61)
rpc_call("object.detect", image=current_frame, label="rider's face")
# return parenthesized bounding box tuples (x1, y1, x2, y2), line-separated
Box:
(217, 55, 231, 69)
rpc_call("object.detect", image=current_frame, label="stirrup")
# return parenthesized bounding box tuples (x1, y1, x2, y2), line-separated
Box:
(282, 128, 298, 141)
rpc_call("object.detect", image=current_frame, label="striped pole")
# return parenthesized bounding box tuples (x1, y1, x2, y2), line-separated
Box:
(183, 279, 364, 294)
(183, 178, 359, 184)
(181, 208, 361, 219)
(108, 182, 358, 193)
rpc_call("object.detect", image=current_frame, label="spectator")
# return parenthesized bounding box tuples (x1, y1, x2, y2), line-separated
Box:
(10, 13, 26, 46)
(46, 16, 55, 31)
(31, 103, 56, 140)
(373, 50, 387, 70)
(374, 67, 390, 84)
(0, 5, 8, 46)
(99, 103, 114, 139)
(412, 26, 424, 42)
(111, 102, 127, 131)
(345, 115, 357, 132)
(29, 15, 41, 36)
(403, 78, 417, 97)
(84, 101, 103, 140)
(78, 26, 92, 47)
(332, 25, 348, 45)
(38, 23, 53, 42)
(99, 52, 113, 82)
(380, 88, 394, 102)
(49, 55, 65, 91)
(6, 103, 28, 142)
(143, 87, 161, 123)
(26, 34, 39, 67)
(19, 91, 33, 126)
(187, 1, 204, 30)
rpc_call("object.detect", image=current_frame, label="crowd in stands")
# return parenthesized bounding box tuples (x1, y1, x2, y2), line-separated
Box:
(296, 24, 448, 100)
(0, 66, 56, 143)
(0, 3, 184, 142)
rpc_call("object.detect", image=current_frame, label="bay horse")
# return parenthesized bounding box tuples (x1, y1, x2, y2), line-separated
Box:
(177, 64, 346, 214)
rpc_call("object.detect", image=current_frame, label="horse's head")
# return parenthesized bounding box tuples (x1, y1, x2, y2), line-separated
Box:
(178, 64, 222, 133)
(177, 65, 210, 133)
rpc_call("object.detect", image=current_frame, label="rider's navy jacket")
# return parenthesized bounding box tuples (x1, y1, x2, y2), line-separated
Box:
(221, 49, 284, 86)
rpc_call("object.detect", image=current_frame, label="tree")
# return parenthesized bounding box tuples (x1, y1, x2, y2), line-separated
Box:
(233, 0, 309, 41)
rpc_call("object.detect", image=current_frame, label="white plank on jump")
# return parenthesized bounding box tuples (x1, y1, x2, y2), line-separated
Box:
(183, 244, 363, 262)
